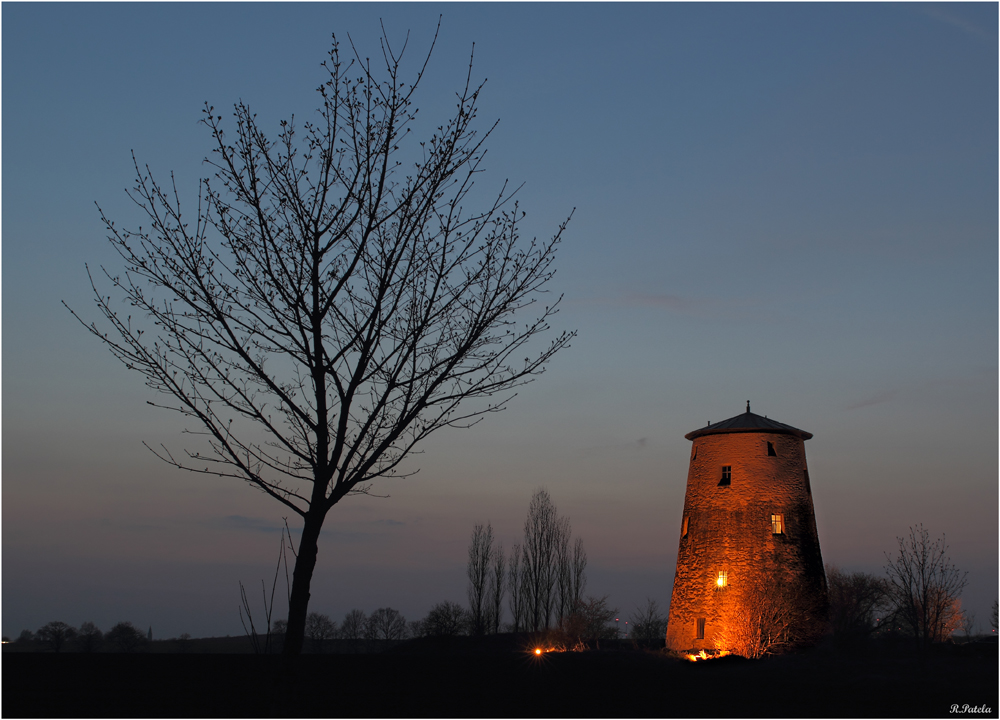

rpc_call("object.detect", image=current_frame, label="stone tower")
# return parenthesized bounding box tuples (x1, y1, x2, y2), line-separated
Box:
(666, 403, 826, 653)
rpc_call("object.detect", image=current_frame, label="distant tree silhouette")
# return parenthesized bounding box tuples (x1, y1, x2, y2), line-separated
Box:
(77, 621, 104, 653)
(826, 565, 892, 643)
(339, 609, 367, 653)
(37, 622, 76, 653)
(561, 595, 618, 647)
(520, 490, 586, 631)
(422, 601, 469, 637)
(105, 622, 148, 653)
(487, 539, 506, 634)
(468, 523, 495, 635)
(68, 21, 573, 657)
(507, 542, 527, 632)
(628, 598, 668, 643)
(305, 612, 337, 653)
(959, 608, 977, 641)
(407, 619, 426, 639)
(15, 630, 35, 646)
(992, 599, 998, 634)
(884, 525, 968, 649)
(365, 608, 407, 644)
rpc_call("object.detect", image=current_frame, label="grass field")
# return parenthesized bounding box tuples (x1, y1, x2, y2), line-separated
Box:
(3, 637, 996, 718)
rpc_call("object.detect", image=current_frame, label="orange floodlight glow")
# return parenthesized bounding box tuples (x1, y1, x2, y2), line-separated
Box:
(534, 648, 542, 655)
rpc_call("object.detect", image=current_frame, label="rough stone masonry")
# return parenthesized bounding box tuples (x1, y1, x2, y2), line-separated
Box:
(666, 403, 826, 653)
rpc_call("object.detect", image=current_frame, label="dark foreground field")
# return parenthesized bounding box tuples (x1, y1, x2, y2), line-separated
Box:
(3, 639, 996, 718)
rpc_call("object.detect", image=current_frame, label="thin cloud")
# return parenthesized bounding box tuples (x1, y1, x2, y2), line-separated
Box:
(222, 515, 287, 533)
(215, 515, 403, 541)
(920, 6, 993, 40)
(845, 390, 898, 411)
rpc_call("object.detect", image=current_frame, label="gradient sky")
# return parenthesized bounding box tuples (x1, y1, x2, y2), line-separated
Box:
(3, 3, 997, 640)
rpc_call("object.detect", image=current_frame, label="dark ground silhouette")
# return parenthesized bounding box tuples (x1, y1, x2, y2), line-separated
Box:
(3, 635, 996, 718)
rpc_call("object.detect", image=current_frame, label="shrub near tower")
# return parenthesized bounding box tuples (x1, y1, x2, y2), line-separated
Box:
(666, 403, 827, 655)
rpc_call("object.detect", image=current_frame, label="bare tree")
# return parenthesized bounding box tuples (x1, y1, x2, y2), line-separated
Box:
(826, 564, 892, 643)
(561, 595, 619, 647)
(992, 599, 998, 634)
(339, 609, 367, 639)
(67, 24, 573, 657)
(77, 621, 103, 653)
(305, 612, 338, 653)
(507, 542, 526, 632)
(714, 572, 825, 659)
(520, 489, 585, 631)
(467, 522, 494, 635)
(339, 609, 367, 653)
(959, 608, 977, 641)
(365, 607, 407, 644)
(629, 598, 668, 643)
(407, 619, 426, 639)
(884, 525, 968, 649)
(105, 621, 148, 653)
(570, 537, 587, 613)
(487, 540, 506, 633)
(422, 601, 469, 636)
(36, 621, 77, 653)
(554, 516, 572, 624)
(522, 490, 559, 631)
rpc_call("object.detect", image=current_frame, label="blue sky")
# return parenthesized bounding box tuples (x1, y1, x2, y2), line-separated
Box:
(3, 3, 997, 639)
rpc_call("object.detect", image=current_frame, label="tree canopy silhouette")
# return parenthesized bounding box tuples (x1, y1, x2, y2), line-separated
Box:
(884, 524, 968, 648)
(67, 23, 573, 656)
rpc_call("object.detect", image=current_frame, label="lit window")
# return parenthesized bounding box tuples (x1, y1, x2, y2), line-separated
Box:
(716, 570, 728, 588)
(681, 516, 689, 538)
(696, 618, 706, 639)
(718, 466, 731, 486)
(767, 441, 777, 457)
(771, 513, 784, 535)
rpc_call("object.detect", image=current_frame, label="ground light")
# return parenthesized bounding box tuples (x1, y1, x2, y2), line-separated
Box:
(686, 649, 730, 662)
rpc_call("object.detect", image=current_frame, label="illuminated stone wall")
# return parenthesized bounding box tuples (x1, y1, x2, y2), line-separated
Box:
(665, 427, 826, 653)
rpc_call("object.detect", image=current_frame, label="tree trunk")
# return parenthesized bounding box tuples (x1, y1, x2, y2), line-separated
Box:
(283, 513, 324, 656)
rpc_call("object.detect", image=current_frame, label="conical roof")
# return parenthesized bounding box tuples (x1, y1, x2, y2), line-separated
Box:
(685, 402, 812, 441)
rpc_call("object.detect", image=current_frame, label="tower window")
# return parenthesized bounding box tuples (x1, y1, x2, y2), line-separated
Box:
(767, 441, 777, 457)
(691, 446, 697, 461)
(718, 466, 731, 486)
(771, 513, 784, 535)
(696, 618, 706, 639)
(716, 570, 728, 588)
(681, 516, 689, 538)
